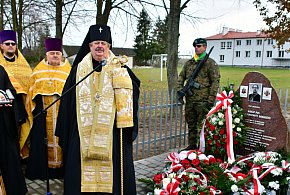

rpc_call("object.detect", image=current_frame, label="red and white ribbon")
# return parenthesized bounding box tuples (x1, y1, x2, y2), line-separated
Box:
(259, 164, 278, 180)
(206, 91, 234, 117)
(282, 160, 290, 170)
(199, 90, 235, 163)
(209, 186, 222, 195)
(160, 179, 180, 195)
(250, 167, 264, 195)
(166, 152, 180, 165)
(199, 119, 207, 152)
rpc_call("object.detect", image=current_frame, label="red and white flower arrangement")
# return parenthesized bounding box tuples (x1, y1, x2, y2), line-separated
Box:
(199, 89, 247, 162)
(139, 88, 290, 194)
(139, 150, 290, 195)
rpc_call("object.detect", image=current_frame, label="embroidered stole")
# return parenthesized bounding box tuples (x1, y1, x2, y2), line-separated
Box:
(0, 51, 32, 94)
(76, 52, 133, 193)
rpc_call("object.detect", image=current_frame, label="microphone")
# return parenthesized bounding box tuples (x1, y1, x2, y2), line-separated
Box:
(101, 59, 107, 66)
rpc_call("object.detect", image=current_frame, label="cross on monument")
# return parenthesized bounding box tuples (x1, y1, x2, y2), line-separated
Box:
(264, 90, 270, 96)
(99, 27, 103, 33)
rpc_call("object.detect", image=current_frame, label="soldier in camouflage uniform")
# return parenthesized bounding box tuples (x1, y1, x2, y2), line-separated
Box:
(177, 38, 220, 150)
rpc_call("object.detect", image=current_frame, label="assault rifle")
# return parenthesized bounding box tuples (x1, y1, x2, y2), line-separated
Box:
(177, 46, 214, 104)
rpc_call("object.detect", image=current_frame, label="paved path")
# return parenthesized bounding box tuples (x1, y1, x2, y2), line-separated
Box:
(25, 152, 173, 195)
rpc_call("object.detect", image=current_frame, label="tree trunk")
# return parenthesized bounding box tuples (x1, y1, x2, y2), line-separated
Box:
(18, 0, 23, 50)
(0, 0, 3, 30)
(96, 0, 111, 25)
(56, 0, 62, 38)
(166, 0, 181, 94)
(11, 0, 17, 32)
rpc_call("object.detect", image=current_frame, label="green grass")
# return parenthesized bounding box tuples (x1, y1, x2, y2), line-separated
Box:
(132, 66, 290, 92)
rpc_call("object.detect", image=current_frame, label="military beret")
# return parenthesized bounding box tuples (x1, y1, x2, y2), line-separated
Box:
(193, 38, 207, 47)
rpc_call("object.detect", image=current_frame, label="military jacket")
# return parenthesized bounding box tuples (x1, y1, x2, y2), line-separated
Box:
(176, 57, 220, 103)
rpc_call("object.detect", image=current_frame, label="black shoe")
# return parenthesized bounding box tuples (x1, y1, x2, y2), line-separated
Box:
(182, 143, 197, 151)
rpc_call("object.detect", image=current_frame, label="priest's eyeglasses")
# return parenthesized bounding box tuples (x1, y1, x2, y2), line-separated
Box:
(3, 42, 16, 46)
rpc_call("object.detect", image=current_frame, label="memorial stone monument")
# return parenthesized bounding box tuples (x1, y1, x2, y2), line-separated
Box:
(237, 71, 289, 155)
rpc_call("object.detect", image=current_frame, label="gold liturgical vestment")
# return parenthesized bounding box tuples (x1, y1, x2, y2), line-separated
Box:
(27, 59, 71, 168)
(0, 174, 5, 195)
(0, 51, 32, 158)
(76, 51, 133, 193)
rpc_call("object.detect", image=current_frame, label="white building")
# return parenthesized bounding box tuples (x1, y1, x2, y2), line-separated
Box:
(206, 28, 290, 67)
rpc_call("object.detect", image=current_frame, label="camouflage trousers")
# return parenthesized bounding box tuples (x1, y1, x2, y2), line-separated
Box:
(185, 101, 210, 147)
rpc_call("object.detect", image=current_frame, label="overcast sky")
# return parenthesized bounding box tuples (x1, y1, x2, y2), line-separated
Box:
(63, 0, 268, 55)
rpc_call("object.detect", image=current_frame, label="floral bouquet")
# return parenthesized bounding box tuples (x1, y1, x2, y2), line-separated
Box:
(139, 150, 290, 195)
(225, 151, 290, 194)
(199, 87, 247, 162)
(140, 150, 241, 195)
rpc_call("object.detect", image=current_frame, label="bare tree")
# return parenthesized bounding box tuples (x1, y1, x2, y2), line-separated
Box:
(54, 0, 79, 38)
(98, 0, 195, 92)
(3, 0, 48, 50)
(32, 0, 79, 38)
(10, 0, 24, 49)
(55, 0, 62, 38)
(160, 0, 191, 93)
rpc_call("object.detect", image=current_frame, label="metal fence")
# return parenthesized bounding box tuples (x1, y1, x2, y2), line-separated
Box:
(133, 88, 290, 161)
(133, 90, 187, 161)
(278, 88, 289, 116)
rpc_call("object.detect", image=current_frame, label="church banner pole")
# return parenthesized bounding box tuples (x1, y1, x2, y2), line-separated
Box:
(120, 128, 124, 195)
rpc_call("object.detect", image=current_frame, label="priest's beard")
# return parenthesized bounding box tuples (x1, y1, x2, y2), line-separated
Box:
(5, 51, 15, 58)
(48, 61, 61, 66)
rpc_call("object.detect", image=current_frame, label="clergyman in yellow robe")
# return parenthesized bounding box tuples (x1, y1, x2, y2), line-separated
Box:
(0, 30, 32, 158)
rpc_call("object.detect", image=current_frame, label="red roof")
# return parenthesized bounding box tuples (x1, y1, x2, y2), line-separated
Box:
(206, 31, 268, 40)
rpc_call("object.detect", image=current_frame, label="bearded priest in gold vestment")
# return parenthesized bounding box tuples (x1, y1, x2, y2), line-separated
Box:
(55, 24, 140, 195)
(25, 38, 71, 180)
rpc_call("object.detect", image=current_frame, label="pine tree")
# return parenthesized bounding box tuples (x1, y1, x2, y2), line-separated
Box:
(149, 17, 168, 55)
(134, 9, 152, 66)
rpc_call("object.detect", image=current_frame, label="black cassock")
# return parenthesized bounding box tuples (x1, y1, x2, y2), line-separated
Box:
(55, 63, 140, 195)
(0, 65, 27, 195)
(25, 95, 64, 180)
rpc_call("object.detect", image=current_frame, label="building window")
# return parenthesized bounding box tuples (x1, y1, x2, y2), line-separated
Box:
(267, 39, 273, 45)
(279, 51, 284, 57)
(235, 51, 240, 57)
(221, 42, 225, 49)
(220, 55, 224, 62)
(245, 51, 250, 57)
(257, 39, 262, 45)
(227, 42, 232, 49)
(256, 51, 261, 57)
(246, 40, 251, 45)
(266, 51, 272, 57)
(236, 40, 241, 46)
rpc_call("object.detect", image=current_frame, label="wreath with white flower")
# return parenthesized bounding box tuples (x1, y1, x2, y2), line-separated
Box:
(199, 87, 247, 161)
(225, 151, 290, 194)
(139, 150, 290, 195)
(139, 86, 290, 194)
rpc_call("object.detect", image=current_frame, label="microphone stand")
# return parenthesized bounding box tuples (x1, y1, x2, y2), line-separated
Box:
(33, 60, 105, 195)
